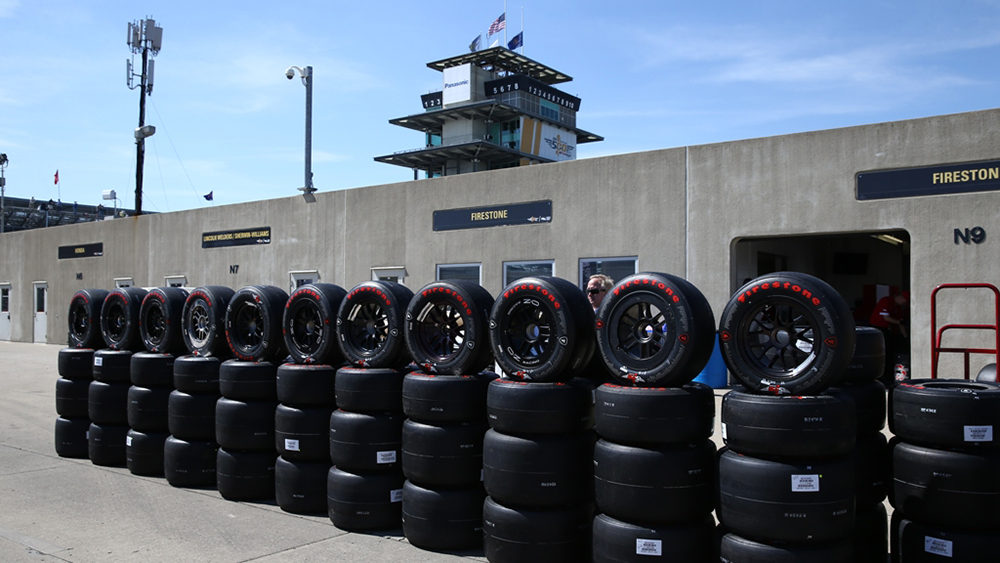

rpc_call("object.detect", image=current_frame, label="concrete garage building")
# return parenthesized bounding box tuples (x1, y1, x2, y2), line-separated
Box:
(1, 105, 998, 380)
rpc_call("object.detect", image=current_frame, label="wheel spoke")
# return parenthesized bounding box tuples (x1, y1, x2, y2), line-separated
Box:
(739, 299, 821, 379)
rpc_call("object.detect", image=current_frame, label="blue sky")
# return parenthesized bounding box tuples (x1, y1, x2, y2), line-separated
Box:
(1, 0, 999, 213)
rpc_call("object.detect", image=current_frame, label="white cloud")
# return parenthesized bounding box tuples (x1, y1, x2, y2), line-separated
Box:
(631, 24, 990, 94)
(312, 150, 349, 163)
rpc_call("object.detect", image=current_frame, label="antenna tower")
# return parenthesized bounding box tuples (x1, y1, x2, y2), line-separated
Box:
(126, 17, 163, 216)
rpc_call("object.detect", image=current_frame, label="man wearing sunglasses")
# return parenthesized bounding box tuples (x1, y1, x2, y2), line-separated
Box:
(586, 274, 614, 312)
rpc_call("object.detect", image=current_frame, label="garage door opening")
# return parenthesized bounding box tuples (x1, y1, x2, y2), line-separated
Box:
(732, 230, 910, 332)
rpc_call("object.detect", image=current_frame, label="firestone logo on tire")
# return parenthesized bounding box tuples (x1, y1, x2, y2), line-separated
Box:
(737, 282, 822, 306)
(612, 278, 679, 303)
(348, 286, 391, 306)
(503, 284, 561, 309)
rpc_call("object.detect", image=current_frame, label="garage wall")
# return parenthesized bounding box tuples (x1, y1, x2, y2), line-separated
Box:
(686, 109, 1000, 377)
(0, 147, 689, 346)
(2, 108, 998, 379)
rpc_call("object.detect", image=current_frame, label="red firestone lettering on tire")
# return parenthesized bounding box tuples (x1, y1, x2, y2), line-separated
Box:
(191, 292, 213, 308)
(737, 283, 823, 306)
(502, 284, 561, 309)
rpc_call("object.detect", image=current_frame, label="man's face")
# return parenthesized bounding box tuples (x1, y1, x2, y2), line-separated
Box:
(586, 279, 607, 310)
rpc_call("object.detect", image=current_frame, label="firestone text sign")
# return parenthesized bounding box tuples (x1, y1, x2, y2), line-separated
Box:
(857, 160, 1000, 200)
(433, 201, 552, 231)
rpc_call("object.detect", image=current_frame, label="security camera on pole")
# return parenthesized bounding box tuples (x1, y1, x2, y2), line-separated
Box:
(126, 17, 163, 216)
(285, 65, 316, 197)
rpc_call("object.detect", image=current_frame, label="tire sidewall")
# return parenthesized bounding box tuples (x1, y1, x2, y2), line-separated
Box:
(101, 288, 147, 351)
(283, 283, 345, 365)
(719, 272, 855, 395)
(225, 285, 287, 362)
(489, 277, 576, 381)
(182, 286, 233, 357)
(405, 280, 492, 375)
(68, 289, 108, 349)
(596, 272, 715, 386)
(336, 281, 408, 368)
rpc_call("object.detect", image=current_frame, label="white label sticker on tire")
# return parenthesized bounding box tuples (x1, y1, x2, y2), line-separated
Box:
(636, 539, 662, 556)
(720, 422, 727, 441)
(284, 439, 300, 451)
(94, 356, 103, 366)
(377, 450, 397, 464)
(965, 425, 993, 442)
(924, 536, 953, 557)
(390, 488, 403, 503)
(791, 474, 820, 492)
(126, 435, 132, 446)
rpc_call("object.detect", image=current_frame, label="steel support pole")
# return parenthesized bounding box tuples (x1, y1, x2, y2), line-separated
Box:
(134, 45, 148, 216)
(304, 66, 313, 191)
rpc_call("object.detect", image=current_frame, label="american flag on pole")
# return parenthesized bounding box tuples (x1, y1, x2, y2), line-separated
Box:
(488, 13, 505, 36)
(54, 170, 59, 185)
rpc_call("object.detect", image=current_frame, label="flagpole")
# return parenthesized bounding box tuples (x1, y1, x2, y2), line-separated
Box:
(521, 6, 524, 55)
(504, 0, 507, 46)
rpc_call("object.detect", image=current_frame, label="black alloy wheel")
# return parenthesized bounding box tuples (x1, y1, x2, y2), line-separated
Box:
(498, 299, 556, 368)
(737, 299, 818, 380)
(413, 300, 466, 364)
(230, 300, 264, 355)
(104, 300, 129, 344)
(608, 295, 673, 365)
(344, 300, 390, 355)
(69, 304, 90, 343)
(143, 304, 167, 349)
(287, 298, 323, 358)
(185, 298, 212, 350)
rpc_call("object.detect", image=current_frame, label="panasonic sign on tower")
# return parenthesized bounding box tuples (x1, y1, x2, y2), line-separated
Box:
(442, 63, 472, 105)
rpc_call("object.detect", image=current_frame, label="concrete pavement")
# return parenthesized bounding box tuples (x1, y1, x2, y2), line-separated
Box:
(0, 341, 488, 563)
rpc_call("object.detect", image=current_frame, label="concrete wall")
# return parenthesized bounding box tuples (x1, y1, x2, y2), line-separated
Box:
(2, 108, 998, 378)
(686, 109, 1000, 377)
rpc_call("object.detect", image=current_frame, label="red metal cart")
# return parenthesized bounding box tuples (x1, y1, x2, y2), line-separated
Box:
(930, 283, 1000, 379)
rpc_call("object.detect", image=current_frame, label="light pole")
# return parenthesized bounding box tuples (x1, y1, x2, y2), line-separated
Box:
(0, 153, 7, 233)
(127, 17, 163, 216)
(285, 65, 316, 195)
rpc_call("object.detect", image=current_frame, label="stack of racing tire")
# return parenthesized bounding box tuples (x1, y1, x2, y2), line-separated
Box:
(482, 276, 599, 562)
(213, 286, 287, 494)
(398, 281, 497, 551)
(827, 325, 891, 562)
(591, 273, 718, 562)
(166, 286, 233, 488)
(272, 283, 345, 513)
(90, 287, 149, 466)
(889, 378, 1000, 561)
(327, 281, 414, 530)
(127, 287, 190, 476)
(716, 272, 860, 561)
(56, 289, 110, 459)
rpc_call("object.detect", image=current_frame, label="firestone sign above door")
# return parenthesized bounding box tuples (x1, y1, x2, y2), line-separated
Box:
(857, 160, 1000, 200)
